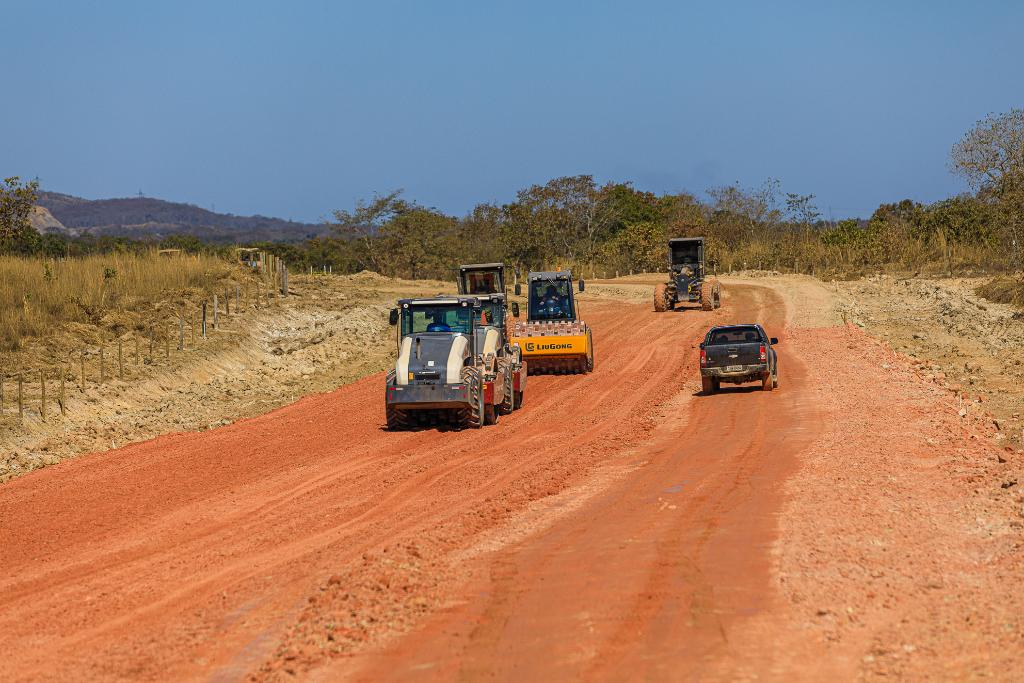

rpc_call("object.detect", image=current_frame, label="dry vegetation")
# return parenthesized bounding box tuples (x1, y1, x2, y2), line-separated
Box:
(0, 252, 243, 351)
(977, 274, 1024, 308)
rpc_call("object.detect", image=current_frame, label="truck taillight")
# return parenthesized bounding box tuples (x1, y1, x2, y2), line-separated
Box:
(759, 344, 767, 361)
(700, 349, 707, 366)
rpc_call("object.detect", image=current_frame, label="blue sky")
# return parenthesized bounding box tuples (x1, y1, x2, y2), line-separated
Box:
(3, 1, 1022, 222)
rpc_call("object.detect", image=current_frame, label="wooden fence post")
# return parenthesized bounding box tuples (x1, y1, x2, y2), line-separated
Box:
(202, 302, 208, 338)
(225, 290, 230, 315)
(40, 370, 46, 422)
(235, 285, 240, 313)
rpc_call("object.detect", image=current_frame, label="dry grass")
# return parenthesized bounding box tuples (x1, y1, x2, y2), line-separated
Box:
(976, 274, 1024, 309)
(0, 252, 241, 351)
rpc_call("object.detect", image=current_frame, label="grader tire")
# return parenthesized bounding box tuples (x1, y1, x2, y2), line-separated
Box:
(700, 280, 716, 311)
(654, 283, 669, 312)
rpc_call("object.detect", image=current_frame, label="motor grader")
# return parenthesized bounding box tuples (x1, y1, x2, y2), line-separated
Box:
(456, 263, 527, 409)
(385, 295, 519, 430)
(510, 270, 594, 375)
(653, 237, 721, 312)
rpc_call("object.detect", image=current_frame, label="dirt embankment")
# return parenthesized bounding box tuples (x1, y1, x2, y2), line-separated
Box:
(833, 274, 1024, 450)
(0, 272, 449, 482)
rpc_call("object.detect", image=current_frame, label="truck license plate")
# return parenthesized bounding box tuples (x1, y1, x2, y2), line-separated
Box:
(725, 365, 743, 372)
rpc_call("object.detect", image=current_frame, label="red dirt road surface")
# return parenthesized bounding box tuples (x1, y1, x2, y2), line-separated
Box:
(2, 282, 1021, 681)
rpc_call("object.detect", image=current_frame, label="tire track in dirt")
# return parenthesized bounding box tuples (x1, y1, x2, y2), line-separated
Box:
(328, 284, 817, 682)
(0, 294, 719, 682)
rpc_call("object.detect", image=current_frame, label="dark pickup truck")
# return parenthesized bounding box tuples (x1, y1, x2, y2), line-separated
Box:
(699, 324, 779, 393)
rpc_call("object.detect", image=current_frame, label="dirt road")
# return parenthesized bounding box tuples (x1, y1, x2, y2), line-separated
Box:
(2, 280, 1020, 681)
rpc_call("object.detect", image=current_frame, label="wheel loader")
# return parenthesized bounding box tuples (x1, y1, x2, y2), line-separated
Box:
(456, 263, 528, 409)
(509, 270, 594, 375)
(653, 237, 721, 312)
(385, 295, 518, 430)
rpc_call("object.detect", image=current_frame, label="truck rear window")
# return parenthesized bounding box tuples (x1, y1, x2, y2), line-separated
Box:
(707, 327, 762, 345)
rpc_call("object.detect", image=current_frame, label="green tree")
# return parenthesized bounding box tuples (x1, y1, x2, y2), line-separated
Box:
(331, 190, 408, 273)
(379, 206, 458, 279)
(1, 177, 41, 251)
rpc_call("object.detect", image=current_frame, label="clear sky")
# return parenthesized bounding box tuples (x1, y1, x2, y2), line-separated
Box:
(3, 1, 1022, 222)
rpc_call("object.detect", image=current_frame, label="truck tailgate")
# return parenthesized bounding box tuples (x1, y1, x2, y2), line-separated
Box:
(705, 342, 762, 369)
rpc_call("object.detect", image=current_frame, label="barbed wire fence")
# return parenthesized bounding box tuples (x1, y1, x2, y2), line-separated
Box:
(0, 255, 291, 429)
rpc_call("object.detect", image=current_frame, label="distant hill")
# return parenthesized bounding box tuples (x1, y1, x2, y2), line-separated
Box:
(35, 191, 332, 244)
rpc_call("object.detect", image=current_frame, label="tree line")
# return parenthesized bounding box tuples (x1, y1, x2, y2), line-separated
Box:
(3, 108, 1022, 278)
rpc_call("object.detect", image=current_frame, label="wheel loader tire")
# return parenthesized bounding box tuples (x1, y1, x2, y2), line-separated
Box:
(386, 404, 409, 430)
(761, 371, 773, 392)
(701, 376, 714, 395)
(513, 390, 524, 410)
(654, 283, 669, 312)
(460, 367, 484, 429)
(485, 403, 499, 425)
(700, 280, 716, 311)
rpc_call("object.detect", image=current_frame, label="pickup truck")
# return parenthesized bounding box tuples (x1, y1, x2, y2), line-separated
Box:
(699, 324, 779, 393)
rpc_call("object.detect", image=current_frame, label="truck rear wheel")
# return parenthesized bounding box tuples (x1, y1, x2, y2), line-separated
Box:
(654, 283, 669, 312)
(761, 371, 773, 392)
(701, 376, 715, 395)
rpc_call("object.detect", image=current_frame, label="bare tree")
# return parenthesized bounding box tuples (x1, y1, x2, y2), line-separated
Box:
(950, 109, 1024, 190)
(951, 109, 1024, 264)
